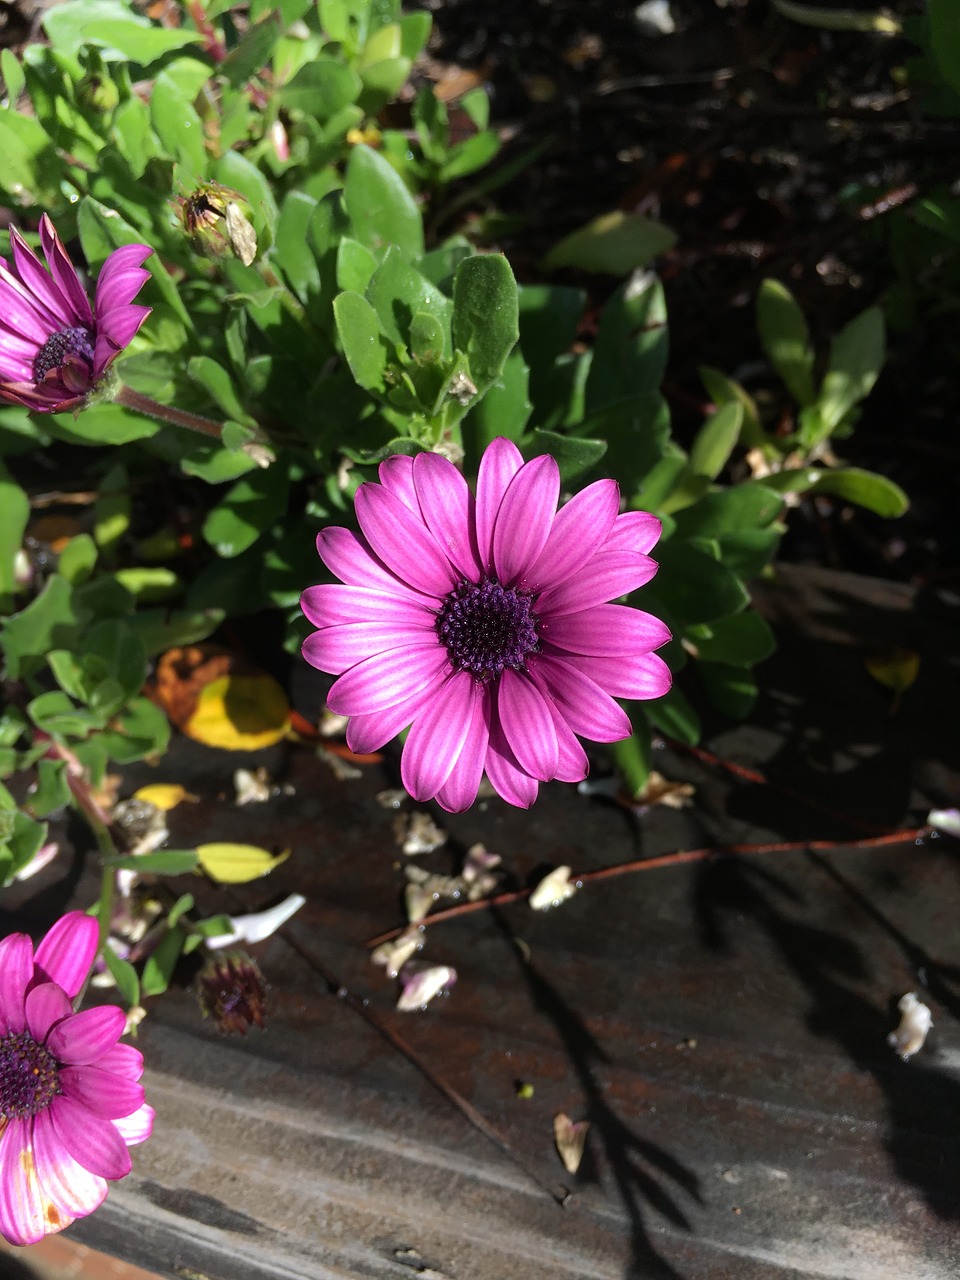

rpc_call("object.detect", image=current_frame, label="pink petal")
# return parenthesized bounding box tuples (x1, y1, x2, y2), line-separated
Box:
(603, 510, 662, 555)
(301, 584, 435, 628)
(484, 716, 538, 808)
(326, 642, 449, 716)
(46, 1005, 125, 1066)
(40, 215, 94, 327)
(535, 551, 657, 617)
(33, 912, 98, 1000)
(497, 670, 559, 781)
(0, 933, 33, 1035)
(59, 1066, 144, 1119)
(32, 1108, 107, 1224)
(97, 241, 152, 279)
(93, 303, 151, 373)
(474, 437, 524, 574)
(434, 688, 491, 812)
(529, 654, 631, 741)
(95, 267, 150, 317)
(316, 527, 433, 601)
(492, 454, 560, 587)
(377, 453, 419, 510)
(0, 1117, 51, 1245)
(354, 483, 457, 596)
(524, 478, 621, 592)
(24, 983, 71, 1044)
(542, 604, 671, 657)
(9, 227, 71, 327)
(49, 1096, 131, 1179)
(566, 651, 673, 701)
(413, 451, 482, 580)
(0, 271, 57, 343)
(112, 1102, 154, 1146)
(401, 673, 482, 800)
(550, 709, 589, 784)
(302, 619, 437, 675)
(96, 1042, 144, 1082)
(345, 664, 449, 753)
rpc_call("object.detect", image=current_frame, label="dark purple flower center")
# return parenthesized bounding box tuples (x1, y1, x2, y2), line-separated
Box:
(32, 325, 95, 383)
(436, 579, 540, 678)
(0, 1030, 60, 1119)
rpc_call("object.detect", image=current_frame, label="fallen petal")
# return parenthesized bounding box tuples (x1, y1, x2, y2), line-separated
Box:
(554, 1112, 590, 1174)
(396, 963, 457, 1012)
(887, 992, 932, 1060)
(529, 865, 578, 911)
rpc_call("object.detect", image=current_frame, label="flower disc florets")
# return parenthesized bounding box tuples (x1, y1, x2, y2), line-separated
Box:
(436, 579, 539, 678)
(0, 1032, 60, 1119)
(301, 438, 673, 813)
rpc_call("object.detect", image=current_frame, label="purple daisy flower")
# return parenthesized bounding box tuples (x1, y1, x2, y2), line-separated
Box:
(301, 438, 672, 812)
(0, 214, 151, 413)
(0, 912, 154, 1246)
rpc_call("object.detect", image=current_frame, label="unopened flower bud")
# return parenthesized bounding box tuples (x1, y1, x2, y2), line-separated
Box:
(196, 951, 267, 1034)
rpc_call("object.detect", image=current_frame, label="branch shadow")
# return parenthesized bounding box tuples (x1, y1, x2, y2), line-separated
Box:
(490, 909, 701, 1280)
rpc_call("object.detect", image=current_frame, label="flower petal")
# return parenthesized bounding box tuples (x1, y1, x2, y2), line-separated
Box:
(536, 551, 658, 617)
(543, 604, 671, 657)
(40, 214, 93, 327)
(345, 663, 449, 754)
(9, 227, 71, 327)
(566, 651, 673, 701)
(549, 707, 589, 784)
(377, 453, 419, 510)
(0, 270, 56, 344)
(434, 688, 491, 812)
(474, 436, 524, 574)
(59, 1065, 144, 1119)
(483, 715, 538, 808)
(96, 1042, 144, 1082)
(302, 619, 437, 675)
(326, 642, 449, 716)
(31, 1108, 106, 1224)
(524, 478, 621, 592)
(95, 268, 151, 318)
(497, 669, 559, 781)
(492, 454, 560, 587)
(112, 1102, 154, 1146)
(354, 482, 457, 596)
(46, 1005, 125, 1065)
(0, 933, 33, 1035)
(603, 510, 662, 555)
(315, 527, 433, 601)
(24, 983, 71, 1044)
(0, 1117, 55, 1245)
(49, 1096, 131, 1179)
(33, 912, 98, 1000)
(529, 654, 631, 741)
(301, 584, 435, 628)
(401, 673, 482, 800)
(413, 451, 482, 580)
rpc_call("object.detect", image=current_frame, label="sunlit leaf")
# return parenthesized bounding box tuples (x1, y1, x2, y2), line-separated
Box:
(195, 842, 290, 883)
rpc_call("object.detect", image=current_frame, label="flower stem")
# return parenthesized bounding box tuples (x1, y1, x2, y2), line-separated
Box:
(115, 383, 227, 440)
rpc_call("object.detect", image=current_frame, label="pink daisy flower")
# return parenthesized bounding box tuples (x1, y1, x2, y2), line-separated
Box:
(0, 214, 151, 413)
(0, 912, 154, 1246)
(301, 438, 672, 812)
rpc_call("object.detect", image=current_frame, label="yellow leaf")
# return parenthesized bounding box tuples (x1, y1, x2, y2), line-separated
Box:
(132, 784, 199, 811)
(184, 674, 290, 750)
(865, 649, 919, 694)
(196, 842, 289, 884)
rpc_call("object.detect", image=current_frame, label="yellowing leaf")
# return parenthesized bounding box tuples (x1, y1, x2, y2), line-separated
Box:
(196, 842, 290, 884)
(133, 784, 199, 811)
(184, 674, 291, 750)
(865, 649, 919, 694)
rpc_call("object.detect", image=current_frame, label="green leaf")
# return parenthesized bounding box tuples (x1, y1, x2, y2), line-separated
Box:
(46, 403, 159, 447)
(280, 57, 362, 119)
(4, 811, 48, 883)
(99, 696, 170, 763)
(462, 351, 531, 465)
(650, 543, 750, 625)
(929, 0, 960, 95)
(126, 606, 224, 656)
(672, 484, 784, 538)
(333, 290, 390, 392)
(167, 893, 195, 928)
(187, 356, 255, 427)
(28, 759, 72, 818)
(141, 925, 187, 997)
(715, 528, 781, 579)
(0, 464, 28, 605)
(107, 849, 200, 875)
(608, 730, 652, 796)
(181, 444, 259, 483)
(518, 284, 585, 370)
(150, 67, 206, 178)
(0, 109, 60, 206)
(529, 429, 607, 483)
(585, 274, 668, 412)
(367, 246, 453, 351)
(1, 576, 76, 680)
(409, 310, 445, 362)
(1, 50, 25, 102)
(202, 464, 290, 559)
(220, 13, 281, 88)
(817, 307, 885, 432)
(756, 279, 816, 407)
(688, 403, 742, 480)
(645, 685, 701, 746)
(699, 365, 764, 448)
(343, 144, 424, 258)
(451, 254, 519, 395)
(688, 611, 776, 667)
(807, 467, 909, 517)
(698, 661, 758, 719)
(543, 210, 676, 275)
(440, 131, 500, 182)
(215, 149, 279, 235)
(336, 237, 379, 294)
(43, 2, 201, 62)
(273, 191, 322, 312)
(27, 691, 101, 738)
(103, 946, 140, 1007)
(581, 395, 671, 500)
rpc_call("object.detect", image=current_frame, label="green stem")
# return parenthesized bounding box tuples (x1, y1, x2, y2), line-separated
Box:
(770, 0, 900, 34)
(114, 383, 227, 440)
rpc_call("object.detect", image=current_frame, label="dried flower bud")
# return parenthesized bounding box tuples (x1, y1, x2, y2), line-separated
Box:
(196, 951, 267, 1035)
(175, 183, 257, 265)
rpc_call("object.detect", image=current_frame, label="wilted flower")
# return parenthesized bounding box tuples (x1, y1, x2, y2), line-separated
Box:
(0, 215, 151, 413)
(196, 951, 266, 1034)
(301, 439, 671, 812)
(0, 912, 154, 1245)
